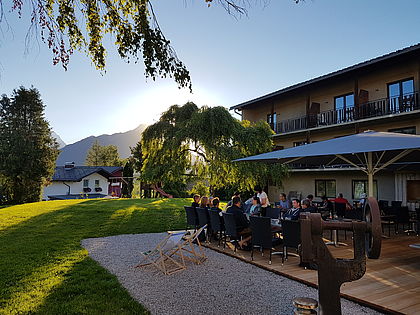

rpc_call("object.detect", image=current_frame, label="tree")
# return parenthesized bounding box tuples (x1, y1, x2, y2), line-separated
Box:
(1, 1, 299, 90)
(140, 102, 288, 194)
(85, 140, 122, 166)
(121, 160, 134, 198)
(0, 87, 59, 204)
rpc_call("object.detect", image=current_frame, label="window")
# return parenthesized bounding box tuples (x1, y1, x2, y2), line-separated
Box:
(315, 180, 336, 198)
(388, 126, 416, 135)
(83, 179, 89, 187)
(334, 93, 354, 123)
(388, 78, 414, 112)
(352, 180, 377, 199)
(267, 112, 277, 132)
(95, 179, 100, 188)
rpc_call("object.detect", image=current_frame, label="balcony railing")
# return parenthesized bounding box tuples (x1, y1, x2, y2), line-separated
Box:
(276, 92, 419, 134)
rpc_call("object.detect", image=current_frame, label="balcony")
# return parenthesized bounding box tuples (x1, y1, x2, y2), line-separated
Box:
(275, 92, 419, 134)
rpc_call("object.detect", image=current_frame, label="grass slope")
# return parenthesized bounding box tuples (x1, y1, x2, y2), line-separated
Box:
(0, 198, 190, 314)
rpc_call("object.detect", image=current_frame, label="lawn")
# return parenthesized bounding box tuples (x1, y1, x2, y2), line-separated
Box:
(0, 198, 191, 314)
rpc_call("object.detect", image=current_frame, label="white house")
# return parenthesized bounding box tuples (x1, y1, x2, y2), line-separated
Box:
(43, 163, 123, 200)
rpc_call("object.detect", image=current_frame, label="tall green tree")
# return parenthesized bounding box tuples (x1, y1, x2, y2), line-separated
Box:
(0, 87, 59, 204)
(121, 161, 134, 198)
(140, 102, 287, 194)
(85, 140, 122, 166)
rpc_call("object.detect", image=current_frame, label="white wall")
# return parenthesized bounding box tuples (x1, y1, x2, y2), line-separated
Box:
(268, 170, 395, 203)
(43, 173, 109, 199)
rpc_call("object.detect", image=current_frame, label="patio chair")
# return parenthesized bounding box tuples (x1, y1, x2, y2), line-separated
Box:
(265, 207, 281, 219)
(180, 224, 207, 264)
(249, 216, 282, 265)
(184, 206, 198, 231)
(222, 212, 239, 252)
(396, 206, 410, 233)
(391, 201, 402, 209)
(281, 219, 301, 265)
(208, 209, 225, 246)
(334, 202, 346, 218)
(378, 200, 389, 213)
(196, 207, 211, 242)
(135, 231, 187, 275)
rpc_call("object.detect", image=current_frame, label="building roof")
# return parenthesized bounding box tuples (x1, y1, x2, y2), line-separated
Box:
(52, 166, 123, 182)
(230, 43, 420, 111)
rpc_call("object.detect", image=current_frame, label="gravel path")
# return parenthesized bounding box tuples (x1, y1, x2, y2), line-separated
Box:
(81, 233, 382, 315)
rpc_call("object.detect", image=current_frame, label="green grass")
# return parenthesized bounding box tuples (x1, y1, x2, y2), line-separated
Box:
(0, 198, 191, 314)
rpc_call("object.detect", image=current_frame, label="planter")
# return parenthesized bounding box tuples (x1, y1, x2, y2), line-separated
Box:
(83, 187, 91, 193)
(95, 187, 102, 192)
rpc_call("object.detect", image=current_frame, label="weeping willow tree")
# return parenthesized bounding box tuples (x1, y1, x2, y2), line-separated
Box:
(140, 102, 288, 195)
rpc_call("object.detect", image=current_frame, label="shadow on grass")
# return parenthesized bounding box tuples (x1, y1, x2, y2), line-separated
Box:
(0, 198, 188, 313)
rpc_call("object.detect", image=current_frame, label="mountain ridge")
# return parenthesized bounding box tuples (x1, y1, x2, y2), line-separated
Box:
(56, 124, 147, 165)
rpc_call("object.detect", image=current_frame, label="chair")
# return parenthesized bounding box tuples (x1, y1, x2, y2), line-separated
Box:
(391, 201, 402, 209)
(378, 200, 389, 213)
(135, 231, 187, 275)
(249, 216, 282, 264)
(180, 225, 207, 264)
(334, 202, 346, 218)
(196, 207, 210, 241)
(184, 206, 198, 230)
(281, 219, 301, 264)
(344, 208, 363, 220)
(222, 212, 239, 252)
(208, 209, 225, 246)
(265, 207, 281, 219)
(396, 206, 410, 233)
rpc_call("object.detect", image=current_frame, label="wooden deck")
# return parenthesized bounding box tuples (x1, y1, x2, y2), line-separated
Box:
(204, 232, 420, 314)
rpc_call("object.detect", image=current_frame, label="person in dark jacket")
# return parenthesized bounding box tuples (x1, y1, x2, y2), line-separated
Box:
(226, 196, 251, 248)
(282, 198, 301, 221)
(301, 198, 318, 213)
(210, 197, 222, 212)
(191, 194, 200, 208)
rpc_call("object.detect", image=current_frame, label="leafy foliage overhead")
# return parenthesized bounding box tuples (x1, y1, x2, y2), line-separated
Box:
(3, 0, 300, 90)
(140, 102, 287, 192)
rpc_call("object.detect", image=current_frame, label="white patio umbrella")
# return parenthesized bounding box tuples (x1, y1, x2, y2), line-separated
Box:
(235, 131, 420, 197)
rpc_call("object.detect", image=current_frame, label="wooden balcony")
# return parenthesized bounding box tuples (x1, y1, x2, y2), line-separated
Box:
(275, 92, 420, 134)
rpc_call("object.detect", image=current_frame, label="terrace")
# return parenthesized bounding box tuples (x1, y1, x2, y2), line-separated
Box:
(275, 92, 420, 135)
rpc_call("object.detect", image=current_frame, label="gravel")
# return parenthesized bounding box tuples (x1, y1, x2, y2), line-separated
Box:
(81, 233, 382, 315)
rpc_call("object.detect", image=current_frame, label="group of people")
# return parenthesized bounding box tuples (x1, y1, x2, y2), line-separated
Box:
(190, 189, 355, 250)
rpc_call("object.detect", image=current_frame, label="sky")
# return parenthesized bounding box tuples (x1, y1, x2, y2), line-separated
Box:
(1, 0, 420, 144)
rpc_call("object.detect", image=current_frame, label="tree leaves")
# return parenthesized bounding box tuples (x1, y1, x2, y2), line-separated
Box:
(0, 87, 59, 204)
(85, 140, 123, 166)
(140, 102, 288, 194)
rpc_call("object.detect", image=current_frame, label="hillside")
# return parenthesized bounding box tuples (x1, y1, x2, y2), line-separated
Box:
(56, 124, 146, 165)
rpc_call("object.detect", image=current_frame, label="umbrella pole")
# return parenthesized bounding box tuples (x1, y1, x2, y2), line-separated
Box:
(367, 152, 374, 197)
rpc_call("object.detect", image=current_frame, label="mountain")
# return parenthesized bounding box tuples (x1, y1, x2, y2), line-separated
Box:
(52, 131, 66, 149)
(56, 124, 147, 165)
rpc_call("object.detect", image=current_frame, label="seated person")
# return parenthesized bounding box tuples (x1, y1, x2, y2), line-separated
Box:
(191, 194, 200, 208)
(226, 196, 251, 248)
(200, 196, 209, 209)
(332, 193, 352, 210)
(301, 198, 318, 213)
(247, 196, 261, 216)
(277, 193, 291, 209)
(307, 194, 314, 204)
(225, 192, 241, 210)
(282, 199, 301, 221)
(210, 197, 222, 212)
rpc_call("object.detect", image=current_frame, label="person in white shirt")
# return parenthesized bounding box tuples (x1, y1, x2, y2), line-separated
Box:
(254, 186, 269, 216)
